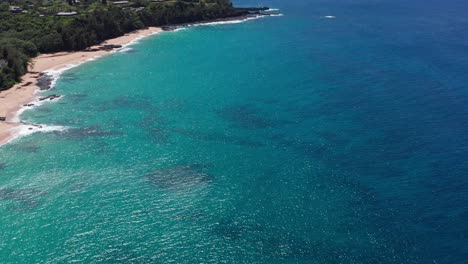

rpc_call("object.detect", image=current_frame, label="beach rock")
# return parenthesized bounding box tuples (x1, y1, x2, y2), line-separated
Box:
(100, 44, 122, 51)
(39, 94, 61, 101)
(36, 74, 53, 90)
(23, 103, 35, 107)
(0, 117, 5, 121)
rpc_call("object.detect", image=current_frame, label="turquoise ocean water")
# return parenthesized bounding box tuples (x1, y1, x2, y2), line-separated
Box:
(1, 0, 468, 263)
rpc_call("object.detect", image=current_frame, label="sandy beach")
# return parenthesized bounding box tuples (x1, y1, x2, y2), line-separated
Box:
(0, 27, 162, 146)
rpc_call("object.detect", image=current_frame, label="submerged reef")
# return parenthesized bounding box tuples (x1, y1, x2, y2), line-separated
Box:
(0, 188, 47, 210)
(146, 164, 213, 190)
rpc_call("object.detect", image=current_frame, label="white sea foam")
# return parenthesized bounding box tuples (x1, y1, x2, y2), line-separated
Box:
(171, 27, 188, 32)
(5, 17, 275, 145)
(163, 11, 282, 32)
(43, 57, 101, 90)
(5, 123, 68, 145)
(191, 11, 285, 27)
(13, 95, 64, 123)
(118, 31, 162, 51)
(40, 31, 161, 88)
(324, 15, 336, 19)
(3, 29, 165, 146)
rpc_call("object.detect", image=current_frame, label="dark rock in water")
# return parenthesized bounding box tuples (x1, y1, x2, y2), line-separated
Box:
(37, 74, 53, 90)
(0, 117, 5, 121)
(39, 94, 61, 101)
(0, 188, 47, 210)
(146, 164, 213, 190)
(0, 163, 6, 170)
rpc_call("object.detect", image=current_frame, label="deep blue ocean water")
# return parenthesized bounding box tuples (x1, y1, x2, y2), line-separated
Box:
(1, 0, 468, 263)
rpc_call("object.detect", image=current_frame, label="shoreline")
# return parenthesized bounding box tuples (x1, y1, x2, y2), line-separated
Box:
(0, 11, 281, 147)
(0, 27, 162, 146)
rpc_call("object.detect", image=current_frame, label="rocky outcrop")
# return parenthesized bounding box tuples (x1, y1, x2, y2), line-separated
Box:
(38, 94, 61, 101)
(100, 44, 122, 51)
(37, 74, 53, 90)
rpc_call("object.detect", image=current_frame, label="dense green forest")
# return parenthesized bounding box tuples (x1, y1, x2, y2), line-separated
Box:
(0, 0, 251, 91)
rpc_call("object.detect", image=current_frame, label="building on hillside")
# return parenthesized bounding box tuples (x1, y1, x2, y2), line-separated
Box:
(122, 7, 145, 11)
(111, 1, 129, 4)
(56, 11, 78, 16)
(10, 6, 23, 13)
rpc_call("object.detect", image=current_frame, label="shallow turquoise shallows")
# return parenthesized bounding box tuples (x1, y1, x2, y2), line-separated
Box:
(1, 0, 468, 263)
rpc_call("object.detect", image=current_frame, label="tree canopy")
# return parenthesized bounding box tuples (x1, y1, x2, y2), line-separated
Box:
(0, 0, 244, 91)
